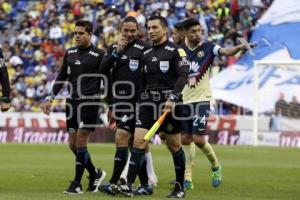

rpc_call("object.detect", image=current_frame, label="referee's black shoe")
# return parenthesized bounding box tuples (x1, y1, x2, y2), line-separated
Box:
(167, 182, 185, 198)
(63, 181, 83, 194)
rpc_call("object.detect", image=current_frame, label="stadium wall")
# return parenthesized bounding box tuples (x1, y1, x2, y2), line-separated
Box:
(0, 113, 299, 147)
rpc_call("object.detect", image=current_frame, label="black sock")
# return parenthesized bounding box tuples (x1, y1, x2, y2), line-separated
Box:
(110, 147, 128, 184)
(127, 148, 145, 185)
(86, 156, 96, 177)
(138, 154, 148, 186)
(74, 147, 89, 183)
(172, 148, 186, 189)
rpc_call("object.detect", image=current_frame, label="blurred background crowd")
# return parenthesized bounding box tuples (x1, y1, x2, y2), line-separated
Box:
(0, 0, 273, 114)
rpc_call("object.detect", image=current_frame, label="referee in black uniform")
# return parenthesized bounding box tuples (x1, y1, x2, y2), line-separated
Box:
(99, 16, 150, 195)
(41, 20, 106, 194)
(0, 48, 11, 112)
(120, 15, 189, 198)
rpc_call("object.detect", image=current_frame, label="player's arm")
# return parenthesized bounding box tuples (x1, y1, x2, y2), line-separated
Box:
(99, 45, 119, 74)
(42, 52, 68, 115)
(218, 44, 246, 56)
(0, 49, 11, 112)
(165, 48, 189, 112)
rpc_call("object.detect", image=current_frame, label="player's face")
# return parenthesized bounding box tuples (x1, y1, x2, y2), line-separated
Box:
(172, 28, 185, 45)
(120, 22, 138, 43)
(147, 20, 167, 44)
(186, 25, 202, 45)
(74, 26, 91, 48)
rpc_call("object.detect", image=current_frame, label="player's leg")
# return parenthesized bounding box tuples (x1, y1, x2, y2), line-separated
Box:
(164, 132, 186, 198)
(100, 128, 131, 195)
(181, 103, 195, 190)
(192, 102, 222, 187)
(145, 146, 158, 186)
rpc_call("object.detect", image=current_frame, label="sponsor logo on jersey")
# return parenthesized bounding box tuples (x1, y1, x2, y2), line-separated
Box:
(75, 60, 81, 65)
(133, 43, 144, 50)
(89, 50, 99, 57)
(68, 49, 77, 54)
(152, 57, 158, 62)
(165, 45, 175, 51)
(190, 61, 200, 73)
(129, 59, 139, 71)
(160, 61, 169, 73)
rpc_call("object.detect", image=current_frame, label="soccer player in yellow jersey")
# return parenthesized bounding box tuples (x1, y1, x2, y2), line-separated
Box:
(180, 18, 253, 188)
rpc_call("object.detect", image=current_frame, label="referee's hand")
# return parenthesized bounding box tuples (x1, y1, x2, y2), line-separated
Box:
(164, 100, 175, 113)
(41, 100, 52, 116)
(1, 102, 11, 112)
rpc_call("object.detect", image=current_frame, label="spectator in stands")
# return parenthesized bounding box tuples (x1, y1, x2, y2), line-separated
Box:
(288, 96, 300, 119)
(275, 92, 289, 117)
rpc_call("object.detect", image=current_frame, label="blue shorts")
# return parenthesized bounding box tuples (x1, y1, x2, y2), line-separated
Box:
(181, 101, 210, 135)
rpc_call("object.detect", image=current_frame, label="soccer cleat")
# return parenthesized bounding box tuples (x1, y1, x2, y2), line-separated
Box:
(119, 183, 134, 197)
(99, 182, 119, 195)
(63, 181, 83, 194)
(212, 166, 222, 187)
(183, 180, 194, 190)
(86, 168, 106, 192)
(133, 184, 153, 196)
(119, 177, 127, 185)
(167, 182, 185, 198)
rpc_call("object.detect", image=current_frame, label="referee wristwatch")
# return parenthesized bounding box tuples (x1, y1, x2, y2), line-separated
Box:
(168, 94, 178, 102)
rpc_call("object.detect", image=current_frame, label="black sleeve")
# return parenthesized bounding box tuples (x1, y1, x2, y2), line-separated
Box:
(51, 52, 69, 97)
(99, 46, 118, 74)
(172, 49, 189, 97)
(0, 49, 10, 99)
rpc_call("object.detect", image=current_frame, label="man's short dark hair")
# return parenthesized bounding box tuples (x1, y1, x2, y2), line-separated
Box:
(182, 18, 200, 31)
(148, 15, 168, 27)
(75, 20, 93, 34)
(173, 21, 184, 32)
(121, 16, 138, 28)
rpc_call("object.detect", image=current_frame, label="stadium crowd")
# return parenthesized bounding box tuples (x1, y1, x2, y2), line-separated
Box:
(0, 0, 272, 113)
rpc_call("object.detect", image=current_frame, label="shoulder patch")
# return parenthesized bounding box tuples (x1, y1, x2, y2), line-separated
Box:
(178, 48, 187, 57)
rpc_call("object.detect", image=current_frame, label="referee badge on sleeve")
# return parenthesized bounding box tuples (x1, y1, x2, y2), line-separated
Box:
(129, 59, 139, 71)
(160, 61, 169, 73)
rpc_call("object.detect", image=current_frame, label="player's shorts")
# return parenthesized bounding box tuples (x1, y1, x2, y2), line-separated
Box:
(112, 101, 136, 134)
(66, 98, 101, 133)
(181, 101, 210, 135)
(136, 90, 183, 134)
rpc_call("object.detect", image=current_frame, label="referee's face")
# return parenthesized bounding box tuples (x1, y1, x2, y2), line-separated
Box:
(147, 20, 167, 44)
(186, 25, 202, 45)
(120, 22, 138, 43)
(74, 26, 92, 48)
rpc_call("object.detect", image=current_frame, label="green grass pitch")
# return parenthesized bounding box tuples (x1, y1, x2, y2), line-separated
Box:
(0, 143, 299, 200)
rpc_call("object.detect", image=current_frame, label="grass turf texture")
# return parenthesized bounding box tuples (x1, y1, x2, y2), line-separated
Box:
(0, 144, 299, 200)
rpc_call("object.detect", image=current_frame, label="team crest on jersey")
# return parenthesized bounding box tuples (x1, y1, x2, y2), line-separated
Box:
(197, 51, 204, 58)
(160, 61, 169, 73)
(129, 59, 139, 71)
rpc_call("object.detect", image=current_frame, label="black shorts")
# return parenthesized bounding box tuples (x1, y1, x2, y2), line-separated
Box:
(181, 101, 210, 135)
(136, 101, 183, 134)
(66, 99, 101, 133)
(112, 102, 136, 134)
